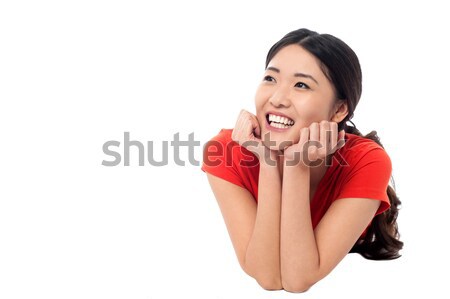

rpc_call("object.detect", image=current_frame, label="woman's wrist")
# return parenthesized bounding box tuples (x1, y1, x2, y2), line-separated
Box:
(283, 154, 310, 172)
(259, 156, 279, 169)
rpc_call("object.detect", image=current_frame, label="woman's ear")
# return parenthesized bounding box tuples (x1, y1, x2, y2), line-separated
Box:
(331, 100, 349, 123)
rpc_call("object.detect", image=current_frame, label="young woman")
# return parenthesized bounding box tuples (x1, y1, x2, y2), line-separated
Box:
(201, 28, 403, 293)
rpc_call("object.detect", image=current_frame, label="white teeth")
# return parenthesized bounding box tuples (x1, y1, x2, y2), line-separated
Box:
(268, 114, 294, 126)
(269, 122, 289, 129)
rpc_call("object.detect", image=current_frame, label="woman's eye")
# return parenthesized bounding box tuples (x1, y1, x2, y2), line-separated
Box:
(263, 75, 275, 82)
(295, 82, 310, 89)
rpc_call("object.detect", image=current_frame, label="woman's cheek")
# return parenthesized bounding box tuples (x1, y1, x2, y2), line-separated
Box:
(254, 86, 266, 104)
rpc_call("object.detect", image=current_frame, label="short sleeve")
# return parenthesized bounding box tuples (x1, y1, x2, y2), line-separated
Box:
(201, 131, 255, 190)
(336, 148, 392, 216)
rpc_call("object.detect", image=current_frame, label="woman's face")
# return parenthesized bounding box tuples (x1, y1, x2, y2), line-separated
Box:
(255, 44, 347, 150)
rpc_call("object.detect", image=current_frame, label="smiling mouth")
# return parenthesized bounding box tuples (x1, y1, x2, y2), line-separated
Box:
(266, 113, 295, 129)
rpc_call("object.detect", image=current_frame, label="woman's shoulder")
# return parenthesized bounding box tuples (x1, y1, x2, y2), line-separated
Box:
(207, 128, 234, 144)
(338, 132, 392, 169)
(343, 133, 387, 153)
(202, 128, 258, 174)
(203, 129, 237, 153)
(203, 128, 250, 159)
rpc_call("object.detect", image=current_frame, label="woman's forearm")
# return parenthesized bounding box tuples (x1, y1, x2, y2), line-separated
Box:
(280, 164, 320, 291)
(244, 161, 283, 289)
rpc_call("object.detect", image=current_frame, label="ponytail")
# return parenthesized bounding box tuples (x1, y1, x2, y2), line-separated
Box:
(345, 121, 404, 260)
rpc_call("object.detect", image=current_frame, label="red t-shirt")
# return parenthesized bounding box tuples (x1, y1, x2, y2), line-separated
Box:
(201, 129, 392, 239)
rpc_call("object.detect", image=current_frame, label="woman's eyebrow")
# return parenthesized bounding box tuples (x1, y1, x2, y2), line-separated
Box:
(266, 66, 319, 85)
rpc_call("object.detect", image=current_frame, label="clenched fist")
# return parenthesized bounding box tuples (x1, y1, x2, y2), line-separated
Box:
(284, 120, 346, 167)
(231, 109, 279, 165)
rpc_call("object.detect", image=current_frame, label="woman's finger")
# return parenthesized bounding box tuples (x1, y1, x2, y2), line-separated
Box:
(309, 122, 320, 143)
(242, 118, 252, 139)
(249, 113, 261, 138)
(299, 127, 310, 156)
(234, 110, 245, 134)
(337, 130, 346, 149)
(319, 120, 330, 155)
(330, 121, 338, 153)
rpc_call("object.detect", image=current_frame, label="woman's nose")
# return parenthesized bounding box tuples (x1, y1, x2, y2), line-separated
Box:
(269, 89, 291, 107)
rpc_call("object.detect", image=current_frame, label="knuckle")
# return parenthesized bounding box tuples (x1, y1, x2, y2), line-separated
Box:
(307, 147, 316, 156)
(318, 148, 327, 157)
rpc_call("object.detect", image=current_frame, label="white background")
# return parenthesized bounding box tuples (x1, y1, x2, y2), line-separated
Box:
(1, 0, 449, 298)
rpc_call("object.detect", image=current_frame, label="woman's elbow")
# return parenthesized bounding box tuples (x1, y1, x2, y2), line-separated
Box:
(282, 278, 313, 293)
(256, 276, 283, 291)
(242, 261, 283, 290)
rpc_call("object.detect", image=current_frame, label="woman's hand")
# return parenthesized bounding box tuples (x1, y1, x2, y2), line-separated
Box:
(231, 109, 279, 165)
(283, 120, 346, 168)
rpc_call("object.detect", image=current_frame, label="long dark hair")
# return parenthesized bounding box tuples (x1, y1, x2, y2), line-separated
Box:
(266, 28, 403, 260)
